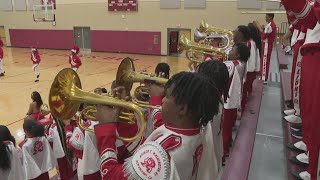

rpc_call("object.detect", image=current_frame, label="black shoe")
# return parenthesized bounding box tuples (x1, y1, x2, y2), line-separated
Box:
(287, 143, 306, 153)
(34, 79, 39, 82)
(289, 157, 309, 166)
(292, 131, 303, 137)
(37, 74, 40, 79)
(291, 123, 302, 129)
(291, 172, 304, 180)
(0, 73, 4, 76)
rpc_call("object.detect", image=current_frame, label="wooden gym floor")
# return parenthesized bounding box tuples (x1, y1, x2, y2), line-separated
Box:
(0, 47, 189, 143)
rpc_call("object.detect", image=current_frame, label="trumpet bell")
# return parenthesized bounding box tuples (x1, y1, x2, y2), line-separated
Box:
(116, 57, 135, 92)
(116, 57, 168, 91)
(49, 68, 147, 142)
(49, 68, 82, 121)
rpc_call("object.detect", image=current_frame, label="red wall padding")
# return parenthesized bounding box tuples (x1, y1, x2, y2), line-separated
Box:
(9, 29, 161, 55)
(9, 29, 74, 49)
(91, 30, 161, 55)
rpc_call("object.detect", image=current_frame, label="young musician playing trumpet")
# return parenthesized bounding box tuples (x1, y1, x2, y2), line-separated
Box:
(94, 72, 221, 179)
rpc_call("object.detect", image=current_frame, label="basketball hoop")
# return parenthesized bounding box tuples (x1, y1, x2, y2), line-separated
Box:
(33, 0, 55, 22)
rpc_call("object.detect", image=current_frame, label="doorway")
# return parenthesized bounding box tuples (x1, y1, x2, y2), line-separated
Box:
(167, 28, 191, 56)
(73, 26, 91, 51)
(0, 26, 6, 46)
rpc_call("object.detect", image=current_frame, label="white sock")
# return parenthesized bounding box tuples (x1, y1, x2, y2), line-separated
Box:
(0, 61, 4, 73)
(32, 64, 40, 79)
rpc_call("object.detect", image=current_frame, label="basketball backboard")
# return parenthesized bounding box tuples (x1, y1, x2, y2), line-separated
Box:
(33, 0, 56, 22)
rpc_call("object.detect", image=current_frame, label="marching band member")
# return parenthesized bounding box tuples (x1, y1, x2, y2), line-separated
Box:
(233, 25, 251, 111)
(197, 60, 230, 172)
(69, 45, 82, 72)
(63, 98, 145, 179)
(94, 72, 220, 179)
(0, 40, 5, 76)
(295, 1, 320, 179)
(46, 118, 74, 180)
(0, 125, 25, 180)
(31, 46, 41, 82)
(247, 23, 261, 94)
(63, 104, 101, 180)
(281, 2, 318, 179)
(146, 63, 170, 132)
(19, 120, 56, 180)
(222, 43, 250, 163)
(253, 13, 277, 83)
(26, 91, 46, 121)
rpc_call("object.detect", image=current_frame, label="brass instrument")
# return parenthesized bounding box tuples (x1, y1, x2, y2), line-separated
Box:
(178, 34, 227, 63)
(134, 86, 150, 103)
(199, 20, 234, 49)
(116, 57, 167, 91)
(40, 104, 51, 115)
(48, 68, 146, 142)
(116, 57, 167, 107)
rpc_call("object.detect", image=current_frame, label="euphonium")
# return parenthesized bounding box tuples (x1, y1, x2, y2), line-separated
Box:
(48, 68, 146, 142)
(178, 34, 227, 63)
(116, 57, 168, 107)
(199, 20, 234, 49)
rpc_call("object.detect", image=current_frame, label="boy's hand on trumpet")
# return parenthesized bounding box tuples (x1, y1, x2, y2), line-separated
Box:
(96, 86, 130, 124)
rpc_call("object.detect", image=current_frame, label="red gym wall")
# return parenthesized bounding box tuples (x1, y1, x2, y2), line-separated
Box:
(9, 29, 161, 55)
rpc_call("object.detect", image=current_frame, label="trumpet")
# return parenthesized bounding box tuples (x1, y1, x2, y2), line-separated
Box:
(48, 68, 146, 142)
(199, 20, 234, 49)
(116, 57, 167, 91)
(178, 34, 227, 63)
(116, 57, 167, 107)
(132, 86, 150, 105)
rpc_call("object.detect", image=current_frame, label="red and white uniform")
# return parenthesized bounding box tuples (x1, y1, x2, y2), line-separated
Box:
(46, 122, 74, 180)
(69, 54, 82, 71)
(94, 101, 218, 179)
(259, 20, 276, 81)
(242, 40, 260, 110)
(0, 141, 25, 180)
(0, 40, 4, 74)
(31, 48, 41, 81)
(64, 116, 101, 180)
(64, 113, 145, 180)
(148, 96, 164, 131)
(69, 46, 82, 71)
(31, 51, 41, 65)
(283, 0, 318, 156)
(209, 104, 223, 172)
(222, 60, 246, 156)
(299, 1, 320, 179)
(245, 40, 260, 93)
(19, 136, 57, 180)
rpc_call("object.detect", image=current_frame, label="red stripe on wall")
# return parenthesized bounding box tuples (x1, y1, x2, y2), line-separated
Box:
(91, 30, 161, 55)
(9, 29, 74, 49)
(9, 29, 161, 55)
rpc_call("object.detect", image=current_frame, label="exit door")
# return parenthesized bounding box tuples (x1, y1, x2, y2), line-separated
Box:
(169, 31, 179, 54)
(73, 27, 91, 50)
(167, 28, 191, 56)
